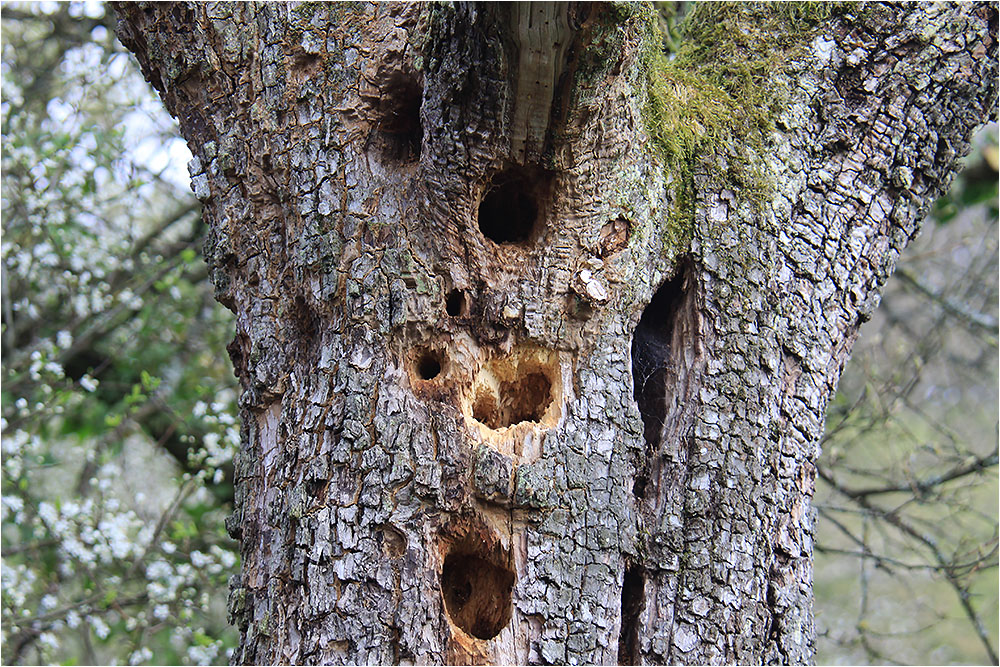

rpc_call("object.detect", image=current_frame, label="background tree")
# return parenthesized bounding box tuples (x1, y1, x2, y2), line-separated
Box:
(111, 2, 997, 665)
(814, 126, 999, 664)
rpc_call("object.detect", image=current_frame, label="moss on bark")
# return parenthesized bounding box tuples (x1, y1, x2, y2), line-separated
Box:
(634, 2, 849, 246)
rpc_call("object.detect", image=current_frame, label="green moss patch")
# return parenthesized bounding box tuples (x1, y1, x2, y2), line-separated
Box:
(645, 1, 846, 167)
(636, 2, 848, 241)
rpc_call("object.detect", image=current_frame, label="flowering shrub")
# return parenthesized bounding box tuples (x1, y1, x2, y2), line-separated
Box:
(2, 3, 240, 663)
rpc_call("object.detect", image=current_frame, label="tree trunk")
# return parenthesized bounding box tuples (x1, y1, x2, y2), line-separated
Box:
(114, 2, 997, 664)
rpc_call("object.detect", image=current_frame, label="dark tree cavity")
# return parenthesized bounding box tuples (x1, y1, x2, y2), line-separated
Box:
(617, 565, 646, 665)
(441, 547, 514, 640)
(375, 72, 423, 162)
(631, 261, 690, 452)
(445, 289, 469, 317)
(416, 349, 443, 380)
(472, 371, 553, 429)
(477, 166, 553, 245)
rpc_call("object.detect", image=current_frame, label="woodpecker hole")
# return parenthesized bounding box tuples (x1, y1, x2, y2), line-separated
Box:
(632, 475, 648, 500)
(462, 346, 562, 459)
(446, 289, 469, 317)
(441, 544, 514, 640)
(617, 565, 646, 665)
(477, 166, 553, 245)
(466, 356, 557, 430)
(472, 372, 552, 429)
(472, 393, 499, 426)
(631, 264, 688, 448)
(376, 72, 423, 162)
(415, 349, 443, 380)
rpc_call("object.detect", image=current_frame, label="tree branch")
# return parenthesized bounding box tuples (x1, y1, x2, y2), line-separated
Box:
(895, 267, 999, 339)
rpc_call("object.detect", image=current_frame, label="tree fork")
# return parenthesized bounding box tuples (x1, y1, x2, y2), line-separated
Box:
(114, 2, 997, 664)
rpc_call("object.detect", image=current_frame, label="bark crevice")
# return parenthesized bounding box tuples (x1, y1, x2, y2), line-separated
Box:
(617, 564, 646, 666)
(630, 257, 698, 497)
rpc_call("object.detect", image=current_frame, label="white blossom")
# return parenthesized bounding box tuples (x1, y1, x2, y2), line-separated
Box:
(56, 330, 73, 349)
(88, 615, 110, 639)
(129, 647, 152, 665)
(38, 631, 59, 651)
(37, 501, 58, 526)
(211, 545, 236, 570)
(190, 551, 210, 568)
(2, 495, 24, 515)
(187, 642, 219, 665)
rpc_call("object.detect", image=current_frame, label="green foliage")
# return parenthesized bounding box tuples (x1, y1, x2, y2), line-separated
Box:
(1, 2, 239, 664)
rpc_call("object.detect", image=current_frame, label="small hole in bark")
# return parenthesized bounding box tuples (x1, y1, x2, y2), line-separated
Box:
(376, 72, 422, 162)
(306, 479, 324, 496)
(631, 475, 647, 500)
(477, 166, 552, 245)
(441, 549, 513, 640)
(617, 565, 646, 665)
(226, 333, 250, 380)
(416, 350, 443, 380)
(446, 289, 468, 317)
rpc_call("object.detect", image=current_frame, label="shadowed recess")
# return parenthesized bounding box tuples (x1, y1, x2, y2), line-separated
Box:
(477, 166, 554, 244)
(462, 346, 562, 450)
(630, 261, 689, 496)
(376, 72, 423, 161)
(617, 565, 646, 665)
(415, 349, 443, 380)
(441, 550, 514, 640)
(473, 371, 552, 429)
(446, 289, 469, 317)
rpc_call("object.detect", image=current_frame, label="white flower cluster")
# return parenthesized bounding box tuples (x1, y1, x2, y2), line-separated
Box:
(188, 392, 240, 478)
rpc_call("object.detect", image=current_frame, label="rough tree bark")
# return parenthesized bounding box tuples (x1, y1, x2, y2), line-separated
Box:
(114, 2, 996, 664)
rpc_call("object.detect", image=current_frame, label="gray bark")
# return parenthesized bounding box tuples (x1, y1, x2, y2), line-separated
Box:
(114, 2, 997, 664)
